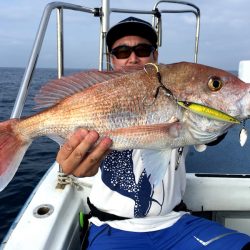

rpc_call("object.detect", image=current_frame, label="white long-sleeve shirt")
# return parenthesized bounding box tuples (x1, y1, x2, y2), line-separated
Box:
(89, 148, 187, 232)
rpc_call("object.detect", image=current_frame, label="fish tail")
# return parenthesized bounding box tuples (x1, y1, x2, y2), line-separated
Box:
(0, 119, 31, 191)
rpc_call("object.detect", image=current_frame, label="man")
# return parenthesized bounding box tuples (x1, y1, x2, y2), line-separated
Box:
(57, 17, 250, 249)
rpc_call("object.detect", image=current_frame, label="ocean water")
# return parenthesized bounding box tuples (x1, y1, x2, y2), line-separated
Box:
(0, 67, 250, 243)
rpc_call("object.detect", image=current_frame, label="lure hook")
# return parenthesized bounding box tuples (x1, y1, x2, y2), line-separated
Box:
(143, 63, 177, 107)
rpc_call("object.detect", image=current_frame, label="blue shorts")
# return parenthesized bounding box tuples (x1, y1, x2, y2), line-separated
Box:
(87, 214, 250, 250)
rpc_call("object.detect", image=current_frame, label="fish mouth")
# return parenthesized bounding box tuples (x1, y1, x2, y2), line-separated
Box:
(177, 101, 240, 124)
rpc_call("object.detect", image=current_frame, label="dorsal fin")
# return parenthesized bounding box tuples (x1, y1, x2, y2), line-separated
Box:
(34, 69, 141, 109)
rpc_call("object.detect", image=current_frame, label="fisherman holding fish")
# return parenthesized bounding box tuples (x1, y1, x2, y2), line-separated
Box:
(1, 16, 250, 250)
(56, 17, 250, 249)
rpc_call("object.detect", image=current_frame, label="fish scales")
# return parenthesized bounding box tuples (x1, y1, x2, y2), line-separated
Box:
(16, 70, 158, 138)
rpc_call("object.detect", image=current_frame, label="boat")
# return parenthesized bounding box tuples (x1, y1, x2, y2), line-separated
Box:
(1, 0, 250, 249)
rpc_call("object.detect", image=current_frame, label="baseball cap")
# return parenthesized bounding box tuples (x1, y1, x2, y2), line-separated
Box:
(106, 16, 158, 51)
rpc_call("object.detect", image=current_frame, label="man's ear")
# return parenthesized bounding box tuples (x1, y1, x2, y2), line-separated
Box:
(153, 50, 158, 62)
(109, 54, 115, 69)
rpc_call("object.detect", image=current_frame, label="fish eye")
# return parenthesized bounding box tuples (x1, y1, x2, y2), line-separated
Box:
(208, 76, 223, 91)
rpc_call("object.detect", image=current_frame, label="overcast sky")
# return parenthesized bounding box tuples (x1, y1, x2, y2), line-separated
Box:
(0, 0, 250, 70)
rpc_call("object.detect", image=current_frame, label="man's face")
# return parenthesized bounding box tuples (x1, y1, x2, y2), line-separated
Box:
(111, 35, 158, 70)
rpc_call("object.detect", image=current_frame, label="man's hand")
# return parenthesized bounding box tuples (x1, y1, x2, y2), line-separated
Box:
(56, 129, 112, 177)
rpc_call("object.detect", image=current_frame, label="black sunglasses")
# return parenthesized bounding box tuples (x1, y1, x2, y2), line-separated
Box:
(111, 44, 155, 59)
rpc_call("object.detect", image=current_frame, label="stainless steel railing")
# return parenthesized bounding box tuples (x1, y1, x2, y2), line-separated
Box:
(11, 2, 96, 118)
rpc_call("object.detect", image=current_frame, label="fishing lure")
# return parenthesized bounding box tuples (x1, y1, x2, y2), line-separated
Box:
(239, 120, 248, 147)
(177, 101, 240, 124)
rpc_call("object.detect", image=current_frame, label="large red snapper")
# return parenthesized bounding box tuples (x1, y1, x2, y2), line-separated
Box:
(0, 62, 249, 191)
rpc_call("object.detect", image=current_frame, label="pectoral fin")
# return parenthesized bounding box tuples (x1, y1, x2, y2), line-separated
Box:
(105, 122, 182, 150)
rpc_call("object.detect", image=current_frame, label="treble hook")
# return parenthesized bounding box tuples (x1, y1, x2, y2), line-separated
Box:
(143, 63, 176, 106)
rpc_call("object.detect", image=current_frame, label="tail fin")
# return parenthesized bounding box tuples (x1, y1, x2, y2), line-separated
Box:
(0, 119, 31, 191)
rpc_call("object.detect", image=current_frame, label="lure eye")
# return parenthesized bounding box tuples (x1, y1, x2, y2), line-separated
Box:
(208, 77, 223, 91)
